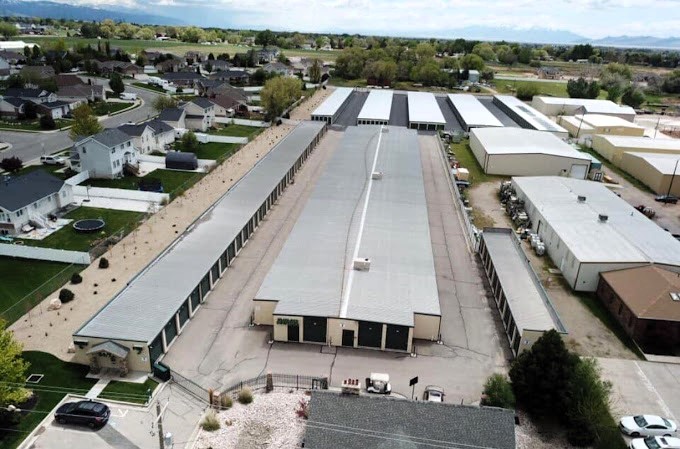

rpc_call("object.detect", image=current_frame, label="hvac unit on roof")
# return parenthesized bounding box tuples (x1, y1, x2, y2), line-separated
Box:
(577, 195, 587, 203)
(353, 258, 371, 271)
(372, 171, 383, 180)
(598, 214, 608, 223)
(671, 292, 680, 302)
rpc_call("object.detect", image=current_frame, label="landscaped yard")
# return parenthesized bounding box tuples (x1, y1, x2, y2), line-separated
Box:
(86, 169, 204, 198)
(0, 351, 96, 449)
(18, 207, 144, 252)
(0, 257, 83, 324)
(92, 101, 134, 116)
(132, 82, 166, 93)
(0, 119, 72, 131)
(194, 142, 240, 162)
(209, 124, 261, 139)
(98, 378, 158, 404)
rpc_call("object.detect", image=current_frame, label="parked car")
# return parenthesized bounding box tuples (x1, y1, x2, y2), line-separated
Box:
(655, 195, 679, 204)
(40, 155, 66, 166)
(365, 373, 391, 394)
(55, 400, 110, 428)
(423, 385, 445, 402)
(620, 415, 677, 437)
(630, 436, 680, 449)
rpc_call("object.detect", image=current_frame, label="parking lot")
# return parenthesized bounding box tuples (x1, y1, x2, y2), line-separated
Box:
(161, 129, 509, 403)
(333, 91, 368, 126)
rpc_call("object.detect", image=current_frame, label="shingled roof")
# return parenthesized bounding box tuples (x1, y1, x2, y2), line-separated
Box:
(0, 170, 66, 212)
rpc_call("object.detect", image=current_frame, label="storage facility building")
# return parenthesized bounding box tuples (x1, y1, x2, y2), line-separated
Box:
(592, 135, 680, 165)
(619, 152, 680, 196)
(407, 91, 446, 130)
(72, 121, 327, 373)
(558, 114, 645, 138)
(357, 89, 393, 125)
(469, 127, 591, 178)
(447, 94, 503, 131)
(310, 87, 354, 124)
(531, 96, 636, 121)
(492, 95, 568, 138)
(512, 176, 680, 292)
(254, 126, 441, 353)
(480, 228, 567, 356)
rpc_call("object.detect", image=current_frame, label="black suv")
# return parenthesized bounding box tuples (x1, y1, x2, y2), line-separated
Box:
(655, 195, 679, 204)
(55, 400, 111, 428)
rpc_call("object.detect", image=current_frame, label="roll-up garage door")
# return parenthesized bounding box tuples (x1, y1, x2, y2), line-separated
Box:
(385, 324, 409, 351)
(358, 321, 382, 348)
(303, 317, 327, 343)
(569, 164, 588, 179)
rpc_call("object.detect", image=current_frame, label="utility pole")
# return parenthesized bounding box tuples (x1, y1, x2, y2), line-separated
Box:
(156, 401, 165, 449)
(666, 158, 679, 200)
(654, 115, 662, 139)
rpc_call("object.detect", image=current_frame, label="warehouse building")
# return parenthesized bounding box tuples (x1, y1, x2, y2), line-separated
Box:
(72, 121, 327, 373)
(592, 135, 680, 165)
(470, 127, 591, 178)
(531, 96, 636, 121)
(480, 228, 567, 356)
(619, 152, 680, 196)
(407, 91, 446, 130)
(447, 94, 503, 131)
(311, 87, 354, 124)
(254, 126, 440, 353)
(558, 114, 645, 138)
(512, 176, 680, 292)
(357, 89, 393, 125)
(492, 95, 568, 138)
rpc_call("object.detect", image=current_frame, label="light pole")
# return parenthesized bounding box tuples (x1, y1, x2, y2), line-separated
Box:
(654, 115, 662, 139)
(666, 158, 679, 200)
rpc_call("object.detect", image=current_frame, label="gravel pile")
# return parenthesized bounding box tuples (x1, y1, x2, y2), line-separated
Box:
(197, 391, 308, 449)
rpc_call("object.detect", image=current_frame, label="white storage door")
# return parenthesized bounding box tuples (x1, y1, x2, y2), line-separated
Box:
(569, 164, 588, 179)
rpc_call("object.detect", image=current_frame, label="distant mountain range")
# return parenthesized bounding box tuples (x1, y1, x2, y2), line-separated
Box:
(0, 0, 184, 26)
(588, 35, 680, 49)
(442, 26, 586, 46)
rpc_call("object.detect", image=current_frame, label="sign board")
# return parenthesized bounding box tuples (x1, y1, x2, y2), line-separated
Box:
(409, 376, 418, 387)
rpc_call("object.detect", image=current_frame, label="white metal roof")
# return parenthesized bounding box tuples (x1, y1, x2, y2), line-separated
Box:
(596, 135, 680, 151)
(471, 127, 590, 160)
(494, 95, 568, 134)
(357, 90, 394, 122)
(533, 96, 635, 116)
(482, 228, 565, 334)
(407, 91, 446, 125)
(258, 126, 440, 326)
(512, 176, 680, 265)
(624, 152, 680, 174)
(447, 94, 503, 129)
(75, 121, 326, 343)
(311, 87, 354, 117)
(570, 114, 644, 129)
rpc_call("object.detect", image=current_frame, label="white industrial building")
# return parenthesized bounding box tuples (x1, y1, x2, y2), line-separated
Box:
(619, 152, 680, 196)
(493, 95, 568, 138)
(512, 176, 680, 292)
(592, 135, 680, 165)
(310, 87, 354, 124)
(357, 89, 393, 125)
(531, 96, 636, 122)
(407, 91, 446, 130)
(558, 114, 645, 138)
(447, 94, 503, 132)
(469, 128, 591, 178)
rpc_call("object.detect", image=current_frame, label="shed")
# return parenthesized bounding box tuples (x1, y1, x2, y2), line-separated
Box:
(165, 151, 198, 171)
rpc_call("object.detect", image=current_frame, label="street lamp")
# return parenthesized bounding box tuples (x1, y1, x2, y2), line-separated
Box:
(666, 158, 679, 201)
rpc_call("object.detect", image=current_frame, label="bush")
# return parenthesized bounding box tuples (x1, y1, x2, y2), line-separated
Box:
(59, 288, 75, 303)
(220, 394, 232, 409)
(0, 156, 23, 173)
(481, 373, 515, 409)
(515, 84, 540, 101)
(70, 273, 83, 284)
(39, 114, 56, 130)
(237, 387, 253, 404)
(98, 257, 109, 269)
(200, 410, 220, 431)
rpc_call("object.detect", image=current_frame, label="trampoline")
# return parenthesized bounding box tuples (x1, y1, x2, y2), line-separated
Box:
(73, 219, 106, 233)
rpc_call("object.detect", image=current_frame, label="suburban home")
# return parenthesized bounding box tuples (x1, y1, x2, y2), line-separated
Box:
(4, 88, 56, 104)
(208, 59, 232, 72)
(158, 107, 187, 130)
(209, 69, 250, 84)
(195, 79, 227, 96)
(57, 84, 105, 104)
(0, 50, 25, 65)
(257, 47, 280, 63)
(537, 66, 562, 80)
(209, 93, 248, 117)
(181, 97, 216, 131)
(99, 61, 142, 77)
(36, 100, 71, 119)
(0, 57, 10, 79)
(142, 50, 164, 62)
(262, 62, 293, 76)
(145, 119, 176, 150)
(0, 170, 74, 236)
(55, 74, 86, 87)
(20, 65, 56, 83)
(161, 71, 204, 88)
(185, 51, 205, 63)
(0, 96, 26, 118)
(118, 123, 156, 154)
(155, 57, 186, 73)
(72, 128, 138, 179)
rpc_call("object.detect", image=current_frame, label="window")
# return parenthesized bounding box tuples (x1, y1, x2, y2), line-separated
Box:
(111, 149, 115, 154)
(82, 148, 87, 154)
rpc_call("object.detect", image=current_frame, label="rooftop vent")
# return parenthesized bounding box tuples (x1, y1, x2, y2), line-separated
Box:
(577, 195, 587, 203)
(598, 214, 608, 223)
(671, 292, 680, 302)
(372, 171, 383, 180)
(353, 258, 370, 271)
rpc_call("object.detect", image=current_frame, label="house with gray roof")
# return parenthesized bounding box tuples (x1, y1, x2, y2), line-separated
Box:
(0, 96, 27, 118)
(304, 391, 516, 449)
(181, 97, 215, 131)
(118, 123, 156, 154)
(37, 100, 71, 119)
(161, 71, 204, 88)
(159, 107, 186, 130)
(262, 62, 292, 76)
(72, 128, 137, 179)
(0, 171, 73, 236)
(4, 88, 56, 104)
(145, 119, 176, 150)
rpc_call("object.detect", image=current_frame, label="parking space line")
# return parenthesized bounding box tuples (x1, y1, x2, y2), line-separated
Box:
(635, 361, 676, 421)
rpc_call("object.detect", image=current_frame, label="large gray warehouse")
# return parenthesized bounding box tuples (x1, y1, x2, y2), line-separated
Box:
(72, 121, 327, 373)
(493, 95, 568, 138)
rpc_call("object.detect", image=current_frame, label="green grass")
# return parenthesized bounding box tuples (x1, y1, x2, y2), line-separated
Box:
(0, 119, 72, 132)
(449, 139, 505, 184)
(209, 124, 260, 139)
(193, 142, 240, 162)
(0, 351, 97, 449)
(579, 146, 654, 194)
(7, 164, 68, 179)
(92, 101, 134, 116)
(85, 169, 204, 199)
(490, 79, 608, 99)
(98, 378, 158, 405)
(0, 258, 83, 324)
(17, 207, 143, 252)
(132, 82, 166, 93)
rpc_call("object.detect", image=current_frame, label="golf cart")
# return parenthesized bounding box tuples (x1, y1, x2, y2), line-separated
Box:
(423, 385, 445, 402)
(366, 373, 392, 395)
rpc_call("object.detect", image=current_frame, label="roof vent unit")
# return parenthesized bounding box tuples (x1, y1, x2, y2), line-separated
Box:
(671, 292, 680, 302)
(371, 171, 383, 180)
(598, 214, 608, 223)
(353, 258, 371, 271)
(577, 195, 586, 203)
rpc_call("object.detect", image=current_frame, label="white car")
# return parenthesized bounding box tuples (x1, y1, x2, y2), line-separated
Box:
(620, 415, 678, 437)
(630, 436, 680, 449)
(423, 385, 445, 402)
(40, 155, 66, 166)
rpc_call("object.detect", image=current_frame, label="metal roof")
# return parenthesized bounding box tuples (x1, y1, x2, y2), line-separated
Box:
(471, 127, 590, 160)
(75, 121, 326, 343)
(0, 170, 66, 212)
(595, 135, 680, 151)
(494, 95, 568, 134)
(447, 94, 503, 129)
(624, 152, 680, 174)
(311, 87, 354, 117)
(87, 340, 129, 358)
(569, 114, 644, 129)
(357, 90, 394, 122)
(482, 228, 566, 334)
(533, 96, 636, 116)
(512, 176, 680, 265)
(258, 125, 439, 326)
(407, 91, 446, 125)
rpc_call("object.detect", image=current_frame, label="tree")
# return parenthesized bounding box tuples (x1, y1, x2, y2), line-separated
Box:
(80, 22, 100, 39)
(415, 42, 435, 60)
(496, 45, 517, 65)
(0, 320, 30, 409)
(607, 83, 624, 102)
(205, 61, 213, 73)
(23, 46, 32, 59)
(175, 131, 199, 153)
(517, 46, 533, 64)
(308, 58, 322, 84)
(6, 74, 23, 88)
(567, 77, 601, 99)
(410, 59, 443, 86)
(621, 85, 645, 109)
(515, 83, 540, 101)
(69, 104, 102, 140)
(662, 70, 680, 94)
(181, 26, 205, 43)
(40, 114, 56, 130)
(481, 373, 515, 409)
(0, 156, 23, 173)
(208, 52, 215, 60)
(23, 101, 38, 120)
(472, 42, 496, 61)
(255, 29, 275, 48)
(151, 95, 178, 112)
(261, 76, 302, 120)
(460, 54, 485, 71)
(0, 21, 18, 39)
(109, 72, 125, 96)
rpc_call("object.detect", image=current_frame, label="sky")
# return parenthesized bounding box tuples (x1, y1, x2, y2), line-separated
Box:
(50, 0, 680, 39)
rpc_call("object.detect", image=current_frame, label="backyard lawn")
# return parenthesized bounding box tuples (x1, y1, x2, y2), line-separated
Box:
(194, 142, 240, 161)
(209, 124, 260, 139)
(98, 378, 158, 404)
(86, 169, 204, 198)
(490, 79, 608, 99)
(92, 101, 134, 116)
(0, 119, 72, 131)
(18, 207, 144, 252)
(0, 257, 82, 324)
(0, 351, 97, 449)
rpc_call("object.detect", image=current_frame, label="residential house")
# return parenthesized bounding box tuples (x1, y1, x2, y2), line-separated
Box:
(0, 50, 25, 65)
(37, 100, 71, 119)
(181, 97, 215, 131)
(145, 119, 176, 150)
(0, 97, 26, 119)
(208, 59, 232, 72)
(210, 93, 248, 117)
(262, 62, 292, 76)
(0, 57, 9, 79)
(206, 82, 248, 101)
(20, 65, 56, 85)
(195, 79, 227, 96)
(537, 66, 561, 80)
(209, 69, 250, 85)
(257, 47, 280, 63)
(55, 74, 86, 87)
(57, 84, 105, 105)
(161, 71, 204, 88)
(155, 57, 186, 73)
(118, 123, 156, 154)
(142, 50, 164, 62)
(72, 128, 138, 179)
(4, 88, 56, 104)
(158, 107, 187, 130)
(0, 170, 74, 236)
(185, 51, 205, 64)
(99, 61, 143, 77)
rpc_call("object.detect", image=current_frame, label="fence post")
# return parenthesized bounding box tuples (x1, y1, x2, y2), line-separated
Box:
(296, 375, 299, 391)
